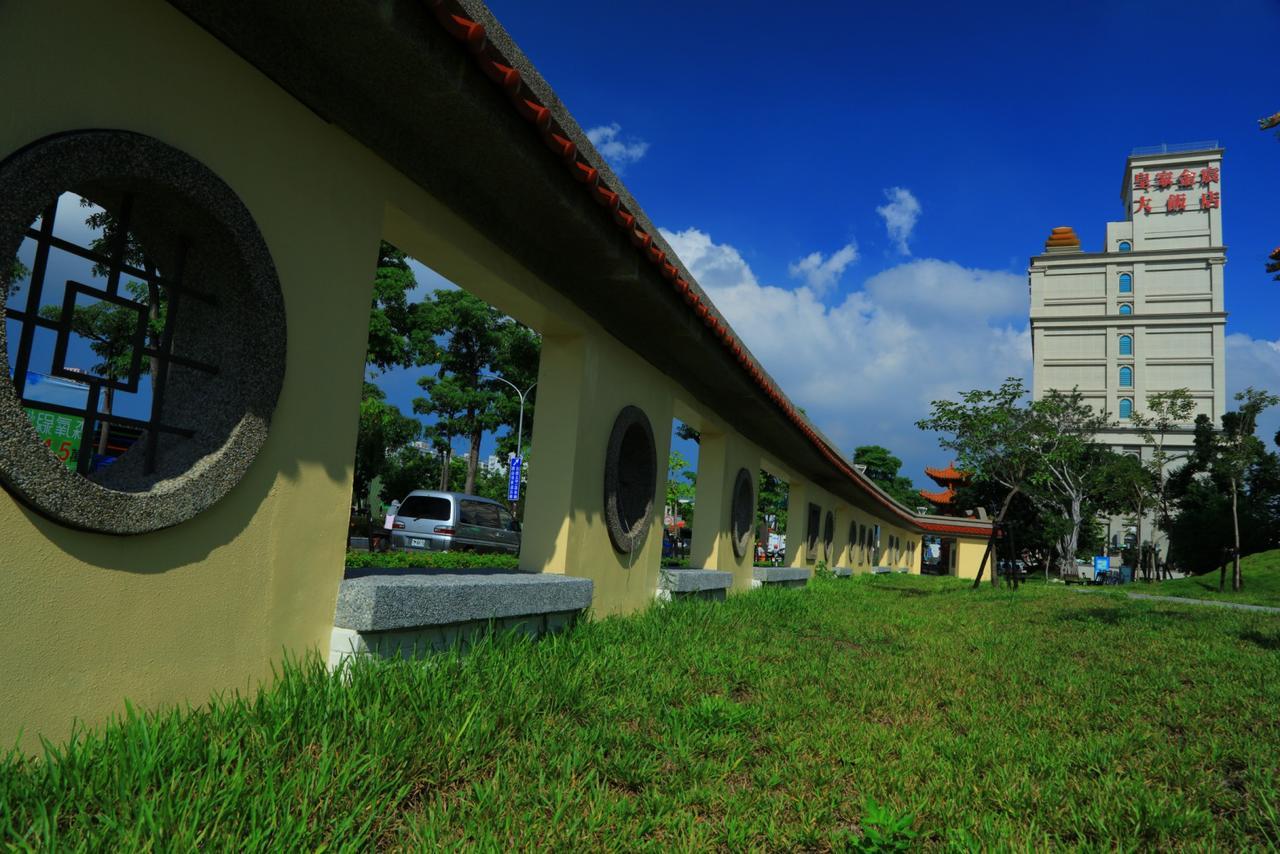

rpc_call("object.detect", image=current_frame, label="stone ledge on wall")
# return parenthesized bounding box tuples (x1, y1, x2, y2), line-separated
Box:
(751, 567, 811, 589)
(329, 568, 593, 668)
(334, 568, 593, 632)
(656, 568, 734, 602)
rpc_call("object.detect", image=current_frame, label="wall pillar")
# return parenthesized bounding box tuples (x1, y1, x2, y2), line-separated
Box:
(689, 430, 760, 590)
(519, 329, 674, 616)
(785, 480, 813, 568)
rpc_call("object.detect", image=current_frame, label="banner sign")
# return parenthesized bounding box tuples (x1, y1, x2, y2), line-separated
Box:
(507, 456, 523, 501)
(24, 406, 83, 471)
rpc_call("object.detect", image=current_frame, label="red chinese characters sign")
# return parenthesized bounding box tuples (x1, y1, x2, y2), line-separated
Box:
(1130, 165, 1221, 214)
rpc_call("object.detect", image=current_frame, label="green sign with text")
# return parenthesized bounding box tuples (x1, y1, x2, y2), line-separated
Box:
(23, 407, 83, 471)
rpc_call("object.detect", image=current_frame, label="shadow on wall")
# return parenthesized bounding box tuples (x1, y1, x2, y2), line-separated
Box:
(22, 446, 315, 574)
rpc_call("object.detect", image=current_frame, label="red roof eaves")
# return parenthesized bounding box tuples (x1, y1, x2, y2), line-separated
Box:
(426, 1, 991, 536)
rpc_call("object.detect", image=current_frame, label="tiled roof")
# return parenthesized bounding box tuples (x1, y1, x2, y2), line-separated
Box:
(426, 0, 990, 537)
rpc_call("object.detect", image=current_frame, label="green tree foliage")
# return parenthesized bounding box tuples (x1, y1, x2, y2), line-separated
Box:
(353, 383, 419, 514)
(1026, 389, 1112, 576)
(1127, 389, 1197, 579)
(674, 422, 701, 444)
(365, 243, 420, 373)
(757, 472, 788, 537)
(1173, 389, 1280, 591)
(412, 289, 538, 496)
(917, 378, 1044, 587)
(666, 450, 696, 522)
(852, 445, 920, 508)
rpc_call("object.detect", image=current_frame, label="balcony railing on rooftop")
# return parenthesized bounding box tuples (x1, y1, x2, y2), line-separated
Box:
(1130, 141, 1221, 156)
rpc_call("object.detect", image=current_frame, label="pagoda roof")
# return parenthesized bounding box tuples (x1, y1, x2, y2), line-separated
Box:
(919, 486, 956, 505)
(924, 462, 969, 484)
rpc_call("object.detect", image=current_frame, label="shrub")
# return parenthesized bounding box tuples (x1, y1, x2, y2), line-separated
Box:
(344, 550, 520, 570)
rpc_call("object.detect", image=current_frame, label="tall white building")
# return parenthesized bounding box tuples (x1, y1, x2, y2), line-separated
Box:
(1029, 143, 1226, 552)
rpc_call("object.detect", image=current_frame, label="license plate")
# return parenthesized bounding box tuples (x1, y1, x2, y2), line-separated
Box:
(409, 538, 426, 548)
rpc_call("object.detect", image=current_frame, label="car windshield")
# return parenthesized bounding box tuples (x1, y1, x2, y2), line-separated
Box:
(396, 495, 450, 521)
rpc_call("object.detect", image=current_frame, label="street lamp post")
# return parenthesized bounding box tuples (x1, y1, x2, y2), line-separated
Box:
(482, 374, 536, 514)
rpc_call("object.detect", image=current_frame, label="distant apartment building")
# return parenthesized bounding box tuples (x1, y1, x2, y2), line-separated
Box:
(1029, 143, 1226, 553)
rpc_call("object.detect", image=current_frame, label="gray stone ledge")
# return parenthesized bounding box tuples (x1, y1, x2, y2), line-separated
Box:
(334, 568, 593, 631)
(659, 568, 734, 593)
(831, 566, 853, 577)
(752, 567, 812, 586)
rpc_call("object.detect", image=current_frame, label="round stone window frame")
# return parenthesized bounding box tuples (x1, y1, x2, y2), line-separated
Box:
(0, 130, 286, 534)
(602, 405, 657, 556)
(729, 467, 754, 560)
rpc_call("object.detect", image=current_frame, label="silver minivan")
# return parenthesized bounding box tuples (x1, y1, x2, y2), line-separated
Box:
(389, 490, 521, 554)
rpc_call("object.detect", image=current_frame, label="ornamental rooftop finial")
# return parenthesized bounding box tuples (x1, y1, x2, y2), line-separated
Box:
(1043, 226, 1081, 253)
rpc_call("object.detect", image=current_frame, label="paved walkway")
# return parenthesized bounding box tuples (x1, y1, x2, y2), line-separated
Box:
(1124, 592, 1280, 614)
(1075, 588, 1280, 614)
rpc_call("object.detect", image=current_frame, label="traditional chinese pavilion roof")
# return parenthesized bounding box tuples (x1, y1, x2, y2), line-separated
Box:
(1043, 226, 1081, 253)
(919, 486, 956, 507)
(924, 462, 968, 486)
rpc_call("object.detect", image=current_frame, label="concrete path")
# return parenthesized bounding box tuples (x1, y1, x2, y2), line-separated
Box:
(1123, 592, 1280, 614)
(1075, 588, 1280, 614)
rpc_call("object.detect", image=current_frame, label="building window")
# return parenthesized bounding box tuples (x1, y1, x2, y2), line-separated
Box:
(1119, 398, 1133, 419)
(1119, 366, 1133, 388)
(1119, 303, 1133, 315)
(1119, 273, 1133, 293)
(1118, 241, 1132, 252)
(1119, 335, 1133, 356)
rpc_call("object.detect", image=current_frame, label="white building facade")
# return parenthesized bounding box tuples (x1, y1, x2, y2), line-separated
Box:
(1029, 144, 1226, 554)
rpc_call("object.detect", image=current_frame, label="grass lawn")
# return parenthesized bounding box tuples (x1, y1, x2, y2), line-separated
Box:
(3, 575, 1279, 849)
(1151, 548, 1280, 608)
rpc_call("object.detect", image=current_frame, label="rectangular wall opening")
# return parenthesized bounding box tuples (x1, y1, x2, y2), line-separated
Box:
(348, 241, 541, 561)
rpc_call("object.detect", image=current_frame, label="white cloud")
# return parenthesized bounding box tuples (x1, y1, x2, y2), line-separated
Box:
(876, 187, 922, 255)
(661, 226, 1030, 487)
(1226, 333, 1280, 447)
(585, 123, 649, 171)
(788, 243, 859, 295)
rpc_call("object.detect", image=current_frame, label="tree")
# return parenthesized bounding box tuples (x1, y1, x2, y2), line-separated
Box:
(1025, 389, 1112, 576)
(1129, 389, 1197, 579)
(674, 422, 702, 444)
(1197, 388, 1280, 592)
(757, 472, 788, 542)
(412, 289, 539, 495)
(364, 242, 422, 372)
(353, 383, 420, 514)
(1095, 450, 1158, 576)
(917, 378, 1044, 588)
(666, 450, 696, 511)
(852, 445, 920, 508)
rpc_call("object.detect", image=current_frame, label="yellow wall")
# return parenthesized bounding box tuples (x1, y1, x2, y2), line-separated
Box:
(0, 0, 982, 751)
(687, 427, 760, 591)
(952, 536, 993, 580)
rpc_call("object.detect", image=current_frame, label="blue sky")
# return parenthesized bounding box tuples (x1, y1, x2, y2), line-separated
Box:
(382, 0, 1280, 490)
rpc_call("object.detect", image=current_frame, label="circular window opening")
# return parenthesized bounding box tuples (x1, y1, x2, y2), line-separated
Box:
(0, 131, 286, 534)
(730, 467, 754, 559)
(603, 405, 656, 555)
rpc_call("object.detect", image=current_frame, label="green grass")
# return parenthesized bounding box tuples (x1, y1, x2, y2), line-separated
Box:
(1151, 548, 1280, 608)
(3, 575, 1279, 849)
(345, 549, 520, 570)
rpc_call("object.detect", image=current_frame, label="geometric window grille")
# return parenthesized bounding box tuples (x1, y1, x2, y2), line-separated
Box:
(0, 130, 285, 535)
(8, 194, 217, 476)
